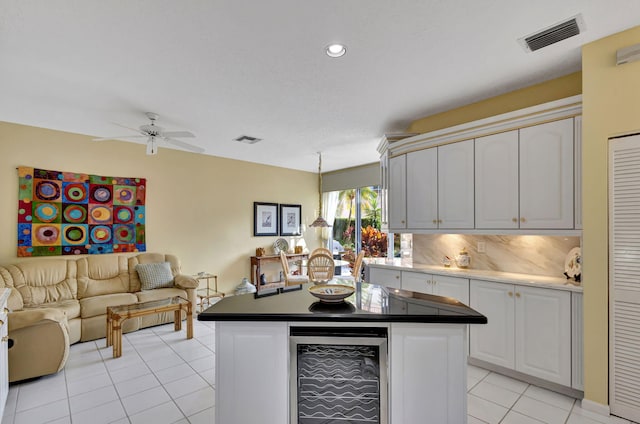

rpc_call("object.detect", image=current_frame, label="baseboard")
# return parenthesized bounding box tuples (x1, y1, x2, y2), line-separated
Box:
(580, 398, 611, 416)
(467, 357, 584, 399)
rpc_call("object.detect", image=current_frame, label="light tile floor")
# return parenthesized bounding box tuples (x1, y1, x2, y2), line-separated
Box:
(1, 319, 637, 424)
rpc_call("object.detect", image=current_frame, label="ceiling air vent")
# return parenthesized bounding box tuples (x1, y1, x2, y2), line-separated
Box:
(518, 14, 585, 52)
(234, 135, 262, 144)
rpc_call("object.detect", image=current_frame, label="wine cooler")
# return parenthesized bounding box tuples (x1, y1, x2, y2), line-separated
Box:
(290, 327, 388, 424)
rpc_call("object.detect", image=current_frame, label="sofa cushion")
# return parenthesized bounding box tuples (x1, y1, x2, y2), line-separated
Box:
(5, 260, 77, 308)
(135, 287, 187, 303)
(76, 256, 129, 299)
(26, 299, 81, 319)
(136, 262, 175, 290)
(79, 293, 138, 319)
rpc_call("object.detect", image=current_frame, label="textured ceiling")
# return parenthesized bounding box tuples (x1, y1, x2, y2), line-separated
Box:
(1, 1, 639, 172)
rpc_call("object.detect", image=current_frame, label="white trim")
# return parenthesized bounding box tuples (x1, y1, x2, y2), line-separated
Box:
(580, 398, 611, 416)
(387, 95, 582, 156)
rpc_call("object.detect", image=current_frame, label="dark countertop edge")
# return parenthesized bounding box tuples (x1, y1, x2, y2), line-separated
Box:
(197, 313, 487, 324)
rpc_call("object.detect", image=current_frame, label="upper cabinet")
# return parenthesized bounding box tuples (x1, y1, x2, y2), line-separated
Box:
(406, 148, 437, 229)
(388, 155, 407, 229)
(380, 96, 582, 234)
(392, 140, 474, 231)
(519, 118, 574, 229)
(475, 118, 575, 230)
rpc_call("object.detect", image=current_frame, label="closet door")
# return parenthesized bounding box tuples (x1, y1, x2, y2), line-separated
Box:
(610, 134, 640, 421)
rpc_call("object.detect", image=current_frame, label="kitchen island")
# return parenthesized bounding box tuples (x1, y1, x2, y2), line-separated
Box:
(198, 279, 487, 424)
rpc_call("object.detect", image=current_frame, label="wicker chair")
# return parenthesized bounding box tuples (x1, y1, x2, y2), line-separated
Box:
(310, 247, 332, 257)
(307, 253, 335, 283)
(340, 251, 365, 283)
(280, 251, 309, 286)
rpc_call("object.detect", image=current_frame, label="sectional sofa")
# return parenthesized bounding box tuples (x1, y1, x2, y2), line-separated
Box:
(0, 252, 198, 382)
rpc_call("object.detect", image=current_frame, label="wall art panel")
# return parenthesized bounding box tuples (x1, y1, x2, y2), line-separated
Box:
(17, 166, 146, 257)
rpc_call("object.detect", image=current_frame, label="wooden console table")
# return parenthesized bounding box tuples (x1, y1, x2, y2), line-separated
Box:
(250, 253, 308, 291)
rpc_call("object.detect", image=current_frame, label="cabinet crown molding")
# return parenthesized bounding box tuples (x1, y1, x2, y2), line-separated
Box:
(386, 95, 582, 156)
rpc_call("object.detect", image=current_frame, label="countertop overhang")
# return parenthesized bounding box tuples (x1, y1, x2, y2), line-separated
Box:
(198, 280, 487, 324)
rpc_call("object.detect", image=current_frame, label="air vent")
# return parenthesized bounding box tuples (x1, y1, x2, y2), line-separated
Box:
(234, 135, 262, 144)
(518, 14, 585, 52)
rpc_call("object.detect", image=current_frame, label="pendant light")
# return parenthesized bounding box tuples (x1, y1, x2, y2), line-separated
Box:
(309, 152, 330, 228)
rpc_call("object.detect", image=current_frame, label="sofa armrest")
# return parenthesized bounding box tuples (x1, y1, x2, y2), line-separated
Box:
(8, 308, 70, 382)
(174, 274, 199, 290)
(9, 308, 68, 332)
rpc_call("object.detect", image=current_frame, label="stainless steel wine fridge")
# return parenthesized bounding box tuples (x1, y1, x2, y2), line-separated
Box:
(289, 327, 388, 424)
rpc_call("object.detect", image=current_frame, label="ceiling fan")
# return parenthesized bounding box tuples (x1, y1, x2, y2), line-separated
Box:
(93, 112, 204, 155)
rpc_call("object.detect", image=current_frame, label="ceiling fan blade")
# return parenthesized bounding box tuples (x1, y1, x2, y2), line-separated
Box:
(162, 137, 205, 153)
(112, 122, 146, 135)
(93, 135, 147, 141)
(161, 131, 195, 138)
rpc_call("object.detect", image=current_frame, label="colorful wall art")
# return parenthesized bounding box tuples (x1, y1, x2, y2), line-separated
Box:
(17, 167, 146, 257)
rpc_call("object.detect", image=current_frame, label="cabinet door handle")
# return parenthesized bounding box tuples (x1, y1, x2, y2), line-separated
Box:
(438, 219, 443, 224)
(520, 217, 526, 223)
(508, 292, 513, 297)
(512, 218, 518, 223)
(401, 220, 405, 224)
(395, 275, 400, 279)
(515, 292, 521, 298)
(1, 336, 7, 342)
(432, 219, 437, 224)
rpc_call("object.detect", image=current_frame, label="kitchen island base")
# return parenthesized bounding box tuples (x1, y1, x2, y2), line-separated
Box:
(215, 321, 468, 424)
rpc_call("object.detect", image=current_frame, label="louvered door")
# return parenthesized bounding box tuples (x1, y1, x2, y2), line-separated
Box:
(609, 133, 640, 421)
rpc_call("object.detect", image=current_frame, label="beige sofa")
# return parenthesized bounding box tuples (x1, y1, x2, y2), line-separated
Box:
(0, 252, 198, 382)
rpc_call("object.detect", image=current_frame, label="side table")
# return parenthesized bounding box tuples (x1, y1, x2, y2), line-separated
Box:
(195, 273, 225, 312)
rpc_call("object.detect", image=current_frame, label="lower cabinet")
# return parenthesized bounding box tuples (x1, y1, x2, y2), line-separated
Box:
(216, 322, 288, 424)
(368, 267, 401, 289)
(469, 280, 571, 386)
(389, 323, 468, 424)
(401, 271, 469, 305)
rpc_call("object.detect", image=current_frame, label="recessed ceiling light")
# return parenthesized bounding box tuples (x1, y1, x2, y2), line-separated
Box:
(325, 43, 346, 58)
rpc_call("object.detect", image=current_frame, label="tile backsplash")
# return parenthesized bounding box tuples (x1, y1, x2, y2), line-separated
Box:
(412, 234, 580, 278)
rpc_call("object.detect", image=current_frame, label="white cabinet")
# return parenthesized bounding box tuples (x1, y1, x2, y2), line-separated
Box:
(216, 322, 288, 424)
(406, 148, 438, 229)
(368, 267, 401, 289)
(402, 140, 474, 230)
(380, 150, 389, 231)
(519, 118, 574, 229)
(401, 271, 469, 305)
(438, 140, 475, 229)
(514, 285, 571, 385)
(390, 323, 467, 424)
(469, 280, 515, 369)
(388, 155, 407, 229)
(469, 280, 571, 386)
(475, 130, 520, 229)
(475, 119, 576, 230)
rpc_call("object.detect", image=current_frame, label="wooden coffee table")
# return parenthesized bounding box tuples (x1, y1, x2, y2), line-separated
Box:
(106, 296, 193, 358)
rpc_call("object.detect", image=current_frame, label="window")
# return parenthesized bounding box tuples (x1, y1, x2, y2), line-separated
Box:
(329, 186, 388, 259)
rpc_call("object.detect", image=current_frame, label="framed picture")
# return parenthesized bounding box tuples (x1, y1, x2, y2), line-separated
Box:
(254, 202, 278, 236)
(280, 204, 302, 236)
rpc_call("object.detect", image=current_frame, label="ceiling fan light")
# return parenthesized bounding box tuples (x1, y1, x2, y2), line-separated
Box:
(146, 138, 158, 155)
(326, 43, 346, 58)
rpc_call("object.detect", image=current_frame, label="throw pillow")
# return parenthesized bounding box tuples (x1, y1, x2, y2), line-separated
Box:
(136, 262, 175, 290)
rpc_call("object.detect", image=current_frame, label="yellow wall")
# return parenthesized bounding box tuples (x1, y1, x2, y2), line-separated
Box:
(0, 122, 319, 294)
(408, 72, 582, 134)
(582, 26, 640, 406)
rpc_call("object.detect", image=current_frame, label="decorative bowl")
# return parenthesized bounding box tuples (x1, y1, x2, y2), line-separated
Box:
(308, 284, 355, 303)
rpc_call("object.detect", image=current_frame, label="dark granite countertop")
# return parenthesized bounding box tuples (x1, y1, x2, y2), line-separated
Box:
(197, 280, 487, 324)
